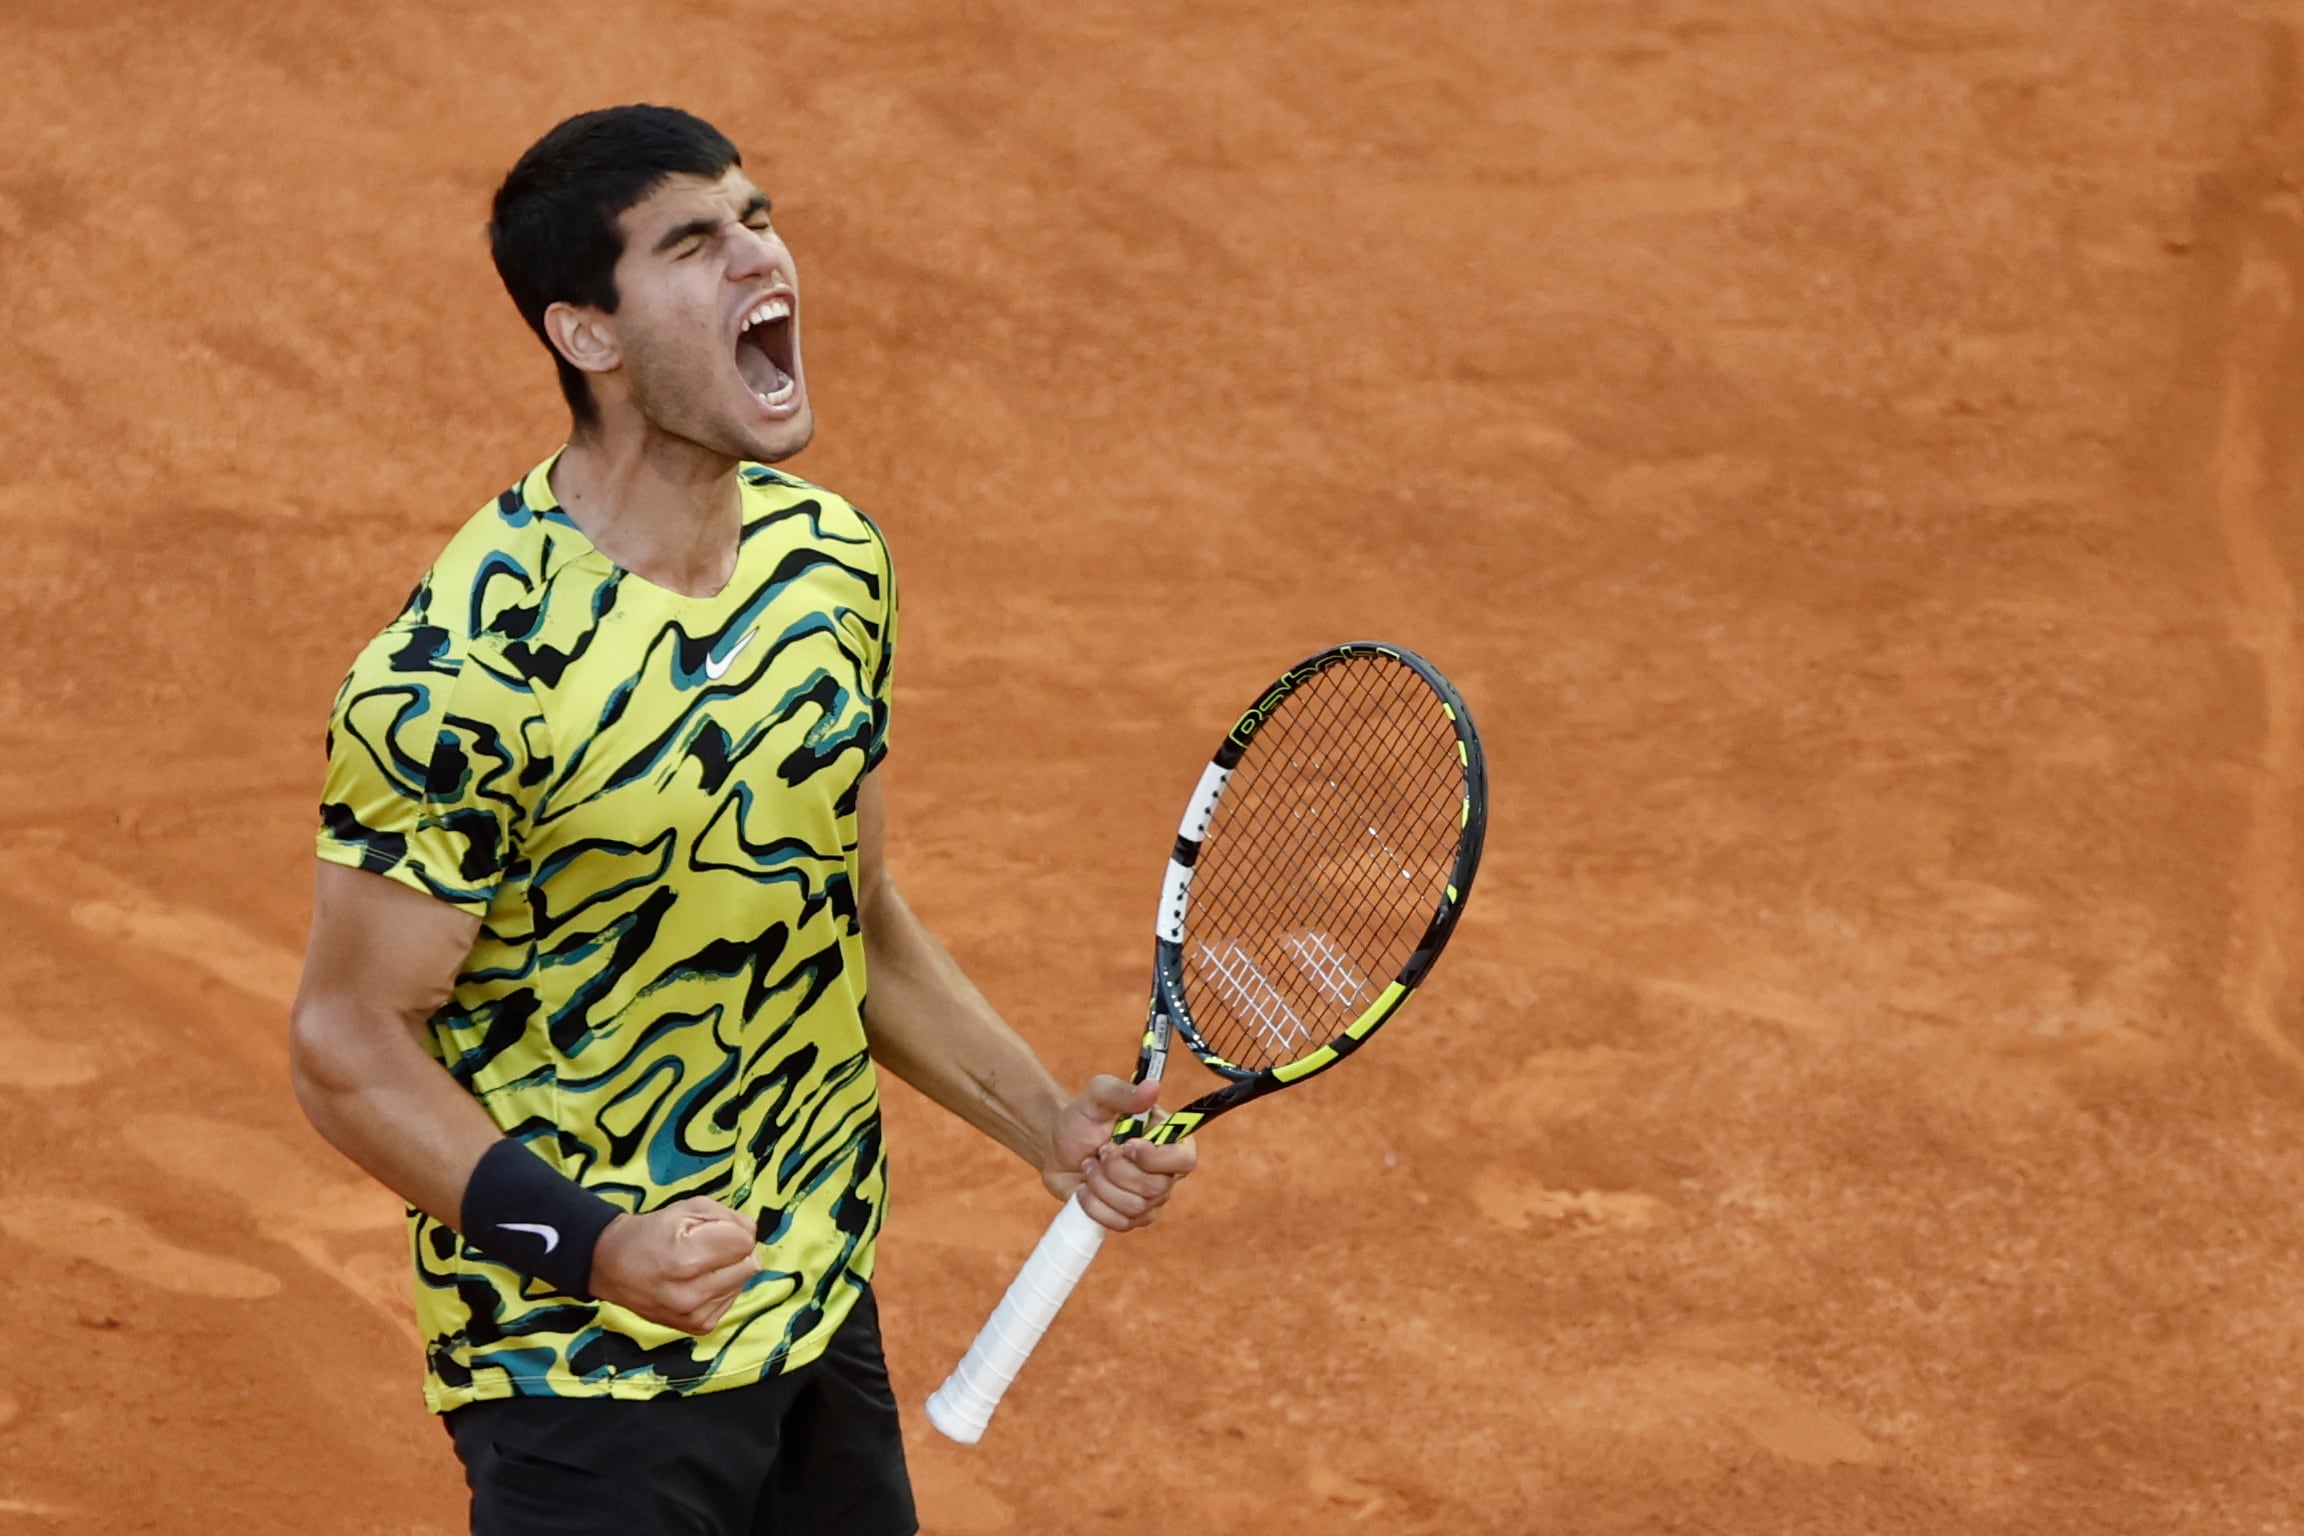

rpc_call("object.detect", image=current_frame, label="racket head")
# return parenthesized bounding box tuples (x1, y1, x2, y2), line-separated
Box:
(1145, 642, 1485, 1138)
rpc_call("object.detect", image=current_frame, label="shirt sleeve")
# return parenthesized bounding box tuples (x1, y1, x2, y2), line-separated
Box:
(862, 513, 897, 772)
(316, 618, 548, 914)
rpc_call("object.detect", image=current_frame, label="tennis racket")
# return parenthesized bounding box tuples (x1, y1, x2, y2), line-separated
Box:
(924, 640, 1487, 1444)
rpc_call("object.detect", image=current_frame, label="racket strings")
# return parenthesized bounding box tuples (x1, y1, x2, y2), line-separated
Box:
(1182, 656, 1467, 1072)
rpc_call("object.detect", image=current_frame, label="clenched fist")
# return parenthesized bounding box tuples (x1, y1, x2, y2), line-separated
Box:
(588, 1197, 761, 1335)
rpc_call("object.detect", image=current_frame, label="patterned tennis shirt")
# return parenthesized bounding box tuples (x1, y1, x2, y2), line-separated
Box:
(317, 453, 895, 1412)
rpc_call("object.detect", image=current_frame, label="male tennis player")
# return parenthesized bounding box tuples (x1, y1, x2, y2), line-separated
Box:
(288, 104, 1194, 1535)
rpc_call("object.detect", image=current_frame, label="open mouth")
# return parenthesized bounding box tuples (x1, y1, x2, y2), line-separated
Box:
(735, 295, 799, 410)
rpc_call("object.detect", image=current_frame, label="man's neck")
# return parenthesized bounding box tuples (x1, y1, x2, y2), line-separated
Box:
(549, 419, 747, 599)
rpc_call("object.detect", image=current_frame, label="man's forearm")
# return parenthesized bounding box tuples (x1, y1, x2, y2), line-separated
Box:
(288, 994, 502, 1229)
(858, 875, 1069, 1170)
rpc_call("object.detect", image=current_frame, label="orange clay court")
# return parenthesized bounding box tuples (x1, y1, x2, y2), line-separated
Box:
(3, 2, 2302, 1531)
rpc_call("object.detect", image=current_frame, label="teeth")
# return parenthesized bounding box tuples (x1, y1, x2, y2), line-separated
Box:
(741, 297, 792, 332)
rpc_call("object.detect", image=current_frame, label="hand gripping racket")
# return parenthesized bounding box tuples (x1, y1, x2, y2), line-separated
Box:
(924, 640, 1488, 1444)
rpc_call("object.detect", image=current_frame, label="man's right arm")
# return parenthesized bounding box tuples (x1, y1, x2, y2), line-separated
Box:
(288, 861, 761, 1334)
(289, 860, 498, 1225)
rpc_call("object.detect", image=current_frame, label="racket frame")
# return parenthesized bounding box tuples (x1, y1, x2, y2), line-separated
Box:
(925, 639, 1487, 1444)
(1127, 640, 1487, 1145)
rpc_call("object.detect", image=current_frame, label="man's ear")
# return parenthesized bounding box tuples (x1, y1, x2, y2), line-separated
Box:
(543, 302, 621, 376)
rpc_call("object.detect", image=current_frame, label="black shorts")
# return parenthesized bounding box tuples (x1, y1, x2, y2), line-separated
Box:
(445, 1285, 916, 1536)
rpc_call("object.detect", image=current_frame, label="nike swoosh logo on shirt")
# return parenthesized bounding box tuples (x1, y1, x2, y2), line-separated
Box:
(704, 626, 758, 681)
(499, 1222, 561, 1254)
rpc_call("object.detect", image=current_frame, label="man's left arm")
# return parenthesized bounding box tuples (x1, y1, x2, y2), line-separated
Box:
(852, 770, 1196, 1230)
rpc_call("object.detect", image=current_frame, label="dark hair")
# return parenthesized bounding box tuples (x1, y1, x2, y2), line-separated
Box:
(489, 105, 741, 428)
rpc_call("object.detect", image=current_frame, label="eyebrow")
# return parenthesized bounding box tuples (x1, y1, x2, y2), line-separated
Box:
(652, 193, 774, 254)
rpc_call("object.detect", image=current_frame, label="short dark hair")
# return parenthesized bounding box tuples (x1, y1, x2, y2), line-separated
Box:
(488, 105, 741, 428)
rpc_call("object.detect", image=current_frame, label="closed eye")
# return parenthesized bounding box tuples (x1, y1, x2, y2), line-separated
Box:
(655, 215, 727, 256)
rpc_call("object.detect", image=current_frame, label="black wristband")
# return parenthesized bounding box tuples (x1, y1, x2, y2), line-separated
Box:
(458, 1139, 623, 1300)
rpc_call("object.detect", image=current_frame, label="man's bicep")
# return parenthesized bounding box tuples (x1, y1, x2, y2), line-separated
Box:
(295, 860, 482, 1040)
(290, 861, 505, 1229)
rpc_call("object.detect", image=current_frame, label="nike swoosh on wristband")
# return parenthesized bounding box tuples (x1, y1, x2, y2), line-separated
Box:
(498, 1222, 561, 1254)
(704, 626, 758, 681)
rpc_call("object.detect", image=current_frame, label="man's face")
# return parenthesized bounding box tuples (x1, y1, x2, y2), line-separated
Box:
(601, 166, 810, 462)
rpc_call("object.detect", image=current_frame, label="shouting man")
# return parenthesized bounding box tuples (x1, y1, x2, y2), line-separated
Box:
(289, 104, 1193, 1535)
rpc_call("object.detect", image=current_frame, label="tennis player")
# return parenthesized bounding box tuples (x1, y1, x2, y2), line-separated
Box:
(288, 104, 1194, 1535)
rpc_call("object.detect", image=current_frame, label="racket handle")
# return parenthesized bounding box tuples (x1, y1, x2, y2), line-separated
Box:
(924, 1194, 1109, 1444)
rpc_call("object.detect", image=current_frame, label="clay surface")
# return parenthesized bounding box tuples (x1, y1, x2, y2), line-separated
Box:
(4, 2, 2302, 1530)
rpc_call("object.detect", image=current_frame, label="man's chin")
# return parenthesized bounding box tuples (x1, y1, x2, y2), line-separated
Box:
(743, 401, 813, 464)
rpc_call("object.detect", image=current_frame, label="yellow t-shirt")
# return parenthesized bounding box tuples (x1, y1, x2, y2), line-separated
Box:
(317, 454, 895, 1413)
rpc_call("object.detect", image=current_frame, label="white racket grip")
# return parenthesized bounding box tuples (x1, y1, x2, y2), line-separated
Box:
(924, 1195, 1110, 1444)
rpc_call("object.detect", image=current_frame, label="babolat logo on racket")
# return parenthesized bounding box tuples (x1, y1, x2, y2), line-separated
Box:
(1225, 645, 1400, 748)
(1283, 930, 1373, 1009)
(1195, 938, 1311, 1059)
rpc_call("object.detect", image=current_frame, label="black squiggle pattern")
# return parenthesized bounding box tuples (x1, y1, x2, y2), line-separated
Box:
(319, 454, 896, 1412)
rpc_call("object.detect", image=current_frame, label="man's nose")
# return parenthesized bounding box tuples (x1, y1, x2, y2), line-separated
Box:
(728, 224, 782, 279)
